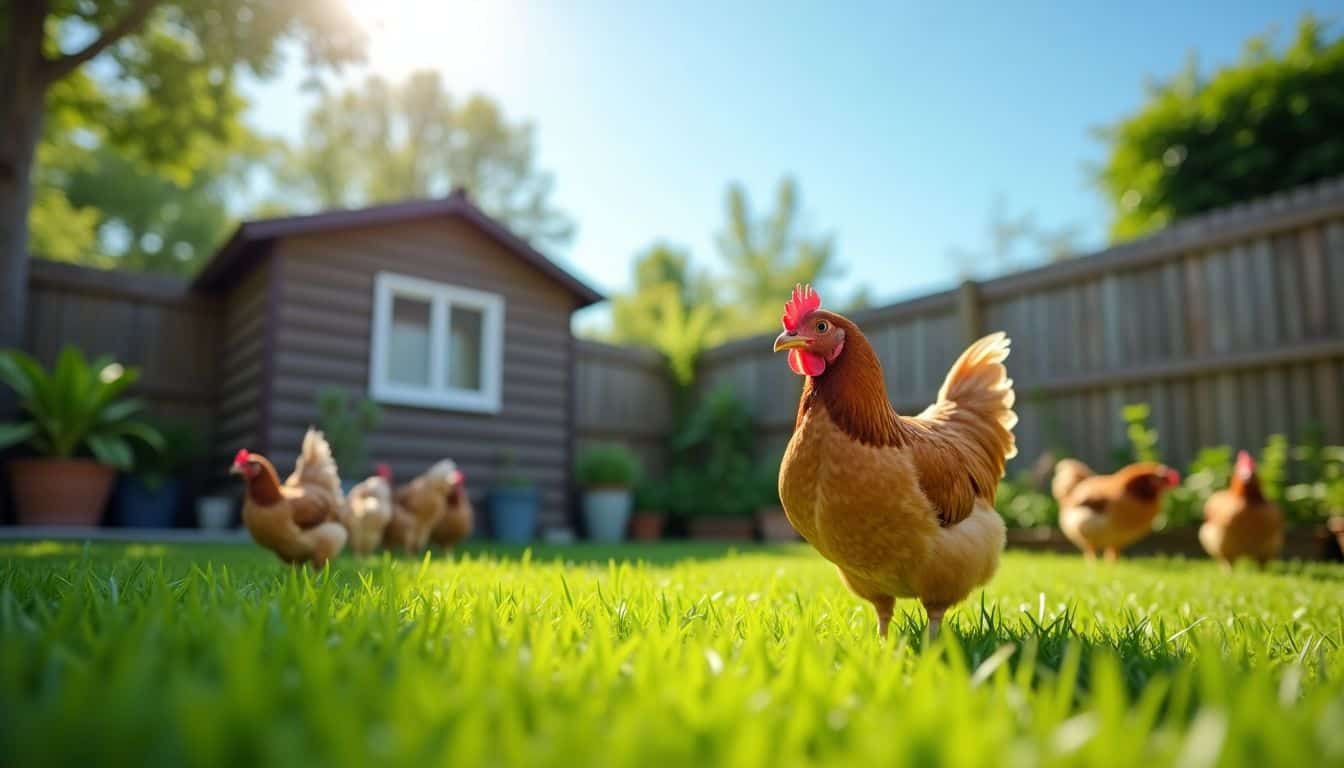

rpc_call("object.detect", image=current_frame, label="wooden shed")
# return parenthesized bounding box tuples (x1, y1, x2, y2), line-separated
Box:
(192, 192, 603, 529)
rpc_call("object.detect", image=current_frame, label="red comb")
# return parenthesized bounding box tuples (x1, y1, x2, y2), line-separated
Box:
(1236, 450, 1255, 475)
(782, 283, 821, 331)
(233, 449, 250, 466)
(376, 463, 393, 480)
(451, 469, 465, 486)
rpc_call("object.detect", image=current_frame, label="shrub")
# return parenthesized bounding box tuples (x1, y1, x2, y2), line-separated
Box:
(667, 386, 759, 519)
(995, 475, 1058, 529)
(315, 387, 381, 479)
(131, 420, 203, 490)
(0, 347, 162, 469)
(576, 444, 642, 489)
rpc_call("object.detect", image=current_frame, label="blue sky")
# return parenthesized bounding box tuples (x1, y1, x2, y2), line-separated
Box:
(243, 1, 1334, 327)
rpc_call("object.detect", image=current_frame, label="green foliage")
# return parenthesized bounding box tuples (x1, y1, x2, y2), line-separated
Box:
(2, 542, 1343, 766)
(314, 387, 381, 480)
(717, 176, 842, 332)
(130, 420, 203, 490)
(274, 69, 572, 250)
(0, 347, 162, 470)
(668, 386, 758, 519)
(12, 0, 365, 274)
(494, 449, 535, 490)
(633, 478, 668, 512)
(1162, 446, 1233, 528)
(1097, 15, 1344, 239)
(1120, 403, 1161, 464)
(575, 444, 642, 489)
(995, 474, 1059, 528)
(608, 245, 725, 388)
(752, 454, 783, 509)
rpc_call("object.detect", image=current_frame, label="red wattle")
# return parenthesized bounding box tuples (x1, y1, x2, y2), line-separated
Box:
(789, 349, 827, 376)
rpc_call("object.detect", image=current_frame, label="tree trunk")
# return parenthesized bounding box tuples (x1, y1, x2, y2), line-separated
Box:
(0, 0, 50, 361)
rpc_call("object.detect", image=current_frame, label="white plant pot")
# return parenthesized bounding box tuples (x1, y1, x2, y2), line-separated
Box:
(196, 496, 235, 530)
(582, 488, 632, 542)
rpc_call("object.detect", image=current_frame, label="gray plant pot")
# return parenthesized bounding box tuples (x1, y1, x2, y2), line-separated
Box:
(582, 488, 632, 543)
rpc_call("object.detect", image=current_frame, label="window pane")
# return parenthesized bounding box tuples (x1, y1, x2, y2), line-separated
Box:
(388, 296, 431, 387)
(447, 305, 483, 391)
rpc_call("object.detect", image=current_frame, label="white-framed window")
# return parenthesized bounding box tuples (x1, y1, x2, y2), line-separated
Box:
(369, 272, 504, 413)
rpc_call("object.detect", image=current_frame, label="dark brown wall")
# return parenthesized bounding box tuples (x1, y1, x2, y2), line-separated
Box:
(212, 258, 271, 470)
(265, 217, 580, 529)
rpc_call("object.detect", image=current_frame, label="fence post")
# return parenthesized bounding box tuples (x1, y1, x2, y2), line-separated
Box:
(956, 279, 983, 344)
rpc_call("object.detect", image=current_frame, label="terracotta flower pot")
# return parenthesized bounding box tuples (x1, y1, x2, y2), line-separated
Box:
(629, 511, 666, 541)
(9, 459, 116, 526)
(688, 517, 756, 541)
(756, 506, 799, 541)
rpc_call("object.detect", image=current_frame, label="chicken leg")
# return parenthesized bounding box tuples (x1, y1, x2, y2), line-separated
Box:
(924, 603, 947, 640)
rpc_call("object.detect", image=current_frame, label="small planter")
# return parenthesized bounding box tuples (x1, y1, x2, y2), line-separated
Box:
(9, 459, 115, 526)
(688, 517, 756, 541)
(114, 476, 182, 528)
(629, 511, 667, 541)
(582, 487, 632, 542)
(490, 487, 539, 544)
(196, 496, 235, 530)
(756, 506, 799, 541)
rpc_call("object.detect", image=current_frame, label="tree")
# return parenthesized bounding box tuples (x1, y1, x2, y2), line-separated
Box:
(1, 0, 364, 355)
(276, 69, 574, 250)
(1097, 15, 1344, 240)
(716, 177, 840, 332)
(609, 244, 723, 387)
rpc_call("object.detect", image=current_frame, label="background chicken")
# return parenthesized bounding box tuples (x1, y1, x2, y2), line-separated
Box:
(232, 428, 347, 567)
(428, 461, 474, 550)
(341, 463, 394, 556)
(383, 459, 460, 554)
(1053, 458, 1180, 561)
(1200, 450, 1283, 568)
(773, 284, 1016, 639)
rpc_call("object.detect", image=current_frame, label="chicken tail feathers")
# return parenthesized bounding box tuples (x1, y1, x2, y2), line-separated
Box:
(290, 427, 343, 496)
(1051, 458, 1094, 502)
(935, 331, 1018, 462)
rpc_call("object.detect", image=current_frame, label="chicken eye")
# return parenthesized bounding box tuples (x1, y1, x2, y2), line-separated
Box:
(815, 320, 829, 333)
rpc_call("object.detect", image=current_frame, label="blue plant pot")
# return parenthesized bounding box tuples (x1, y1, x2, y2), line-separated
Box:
(114, 476, 181, 528)
(489, 487, 539, 544)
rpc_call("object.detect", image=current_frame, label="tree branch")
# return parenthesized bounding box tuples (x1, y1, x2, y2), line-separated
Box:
(42, 0, 159, 82)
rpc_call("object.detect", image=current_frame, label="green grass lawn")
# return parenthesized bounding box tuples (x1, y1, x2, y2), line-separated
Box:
(2, 541, 1343, 767)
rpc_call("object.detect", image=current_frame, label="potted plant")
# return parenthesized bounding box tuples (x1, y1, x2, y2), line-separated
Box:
(315, 386, 382, 492)
(753, 457, 798, 541)
(489, 450, 538, 544)
(0, 347, 163, 526)
(669, 386, 759, 540)
(576, 443, 641, 542)
(630, 478, 669, 541)
(113, 421, 201, 528)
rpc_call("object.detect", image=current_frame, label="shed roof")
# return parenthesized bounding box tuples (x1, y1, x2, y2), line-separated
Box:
(192, 190, 604, 306)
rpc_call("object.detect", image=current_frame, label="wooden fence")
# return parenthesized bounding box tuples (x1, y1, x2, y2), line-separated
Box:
(698, 178, 1344, 473)
(20, 176, 1344, 496)
(24, 260, 220, 434)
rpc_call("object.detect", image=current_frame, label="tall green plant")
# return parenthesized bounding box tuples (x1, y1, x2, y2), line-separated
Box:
(668, 386, 759, 519)
(0, 347, 162, 469)
(314, 387, 381, 480)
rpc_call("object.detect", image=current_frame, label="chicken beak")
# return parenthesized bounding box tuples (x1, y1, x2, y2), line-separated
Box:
(773, 330, 807, 352)
(229, 463, 243, 477)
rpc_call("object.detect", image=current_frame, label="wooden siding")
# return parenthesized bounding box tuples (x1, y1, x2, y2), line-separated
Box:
(212, 258, 271, 472)
(266, 218, 580, 529)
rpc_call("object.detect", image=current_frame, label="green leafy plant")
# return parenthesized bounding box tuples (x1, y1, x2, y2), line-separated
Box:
(314, 387, 381, 480)
(131, 421, 204, 491)
(0, 347, 163, 470)
(576, 444, 642, 489)
(752, 455, 782, 510)
(495, 449, 535, 490)
(1121, 403, 1160, 463)
(994, 474, 1059, 529)
(633, 478, 669, 513)
(667, 386, 759, 519)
